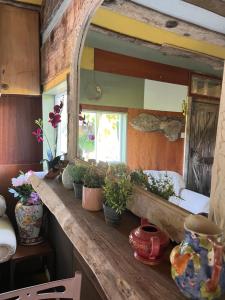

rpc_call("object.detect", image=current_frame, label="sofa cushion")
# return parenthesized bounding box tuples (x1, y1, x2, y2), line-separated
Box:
(0, 195, 6, 217)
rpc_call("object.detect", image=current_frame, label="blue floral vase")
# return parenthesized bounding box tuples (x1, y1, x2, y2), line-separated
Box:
(170, 215, 225, 300)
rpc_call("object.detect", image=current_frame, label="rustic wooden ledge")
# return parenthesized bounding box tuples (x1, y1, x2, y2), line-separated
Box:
(129, 186, 189, 242)
(30, 175, 185, 300)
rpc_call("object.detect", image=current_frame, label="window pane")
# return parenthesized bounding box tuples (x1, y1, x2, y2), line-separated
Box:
(79, 112, 96, 161)
(79, 110, 127, 163)
(55, 93, 67, 156)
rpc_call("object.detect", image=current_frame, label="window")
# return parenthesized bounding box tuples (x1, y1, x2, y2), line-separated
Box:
(79, 110, 127, 163)
(55, 92, 67, 156)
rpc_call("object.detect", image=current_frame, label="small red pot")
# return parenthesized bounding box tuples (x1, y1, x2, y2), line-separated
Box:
(129, 219, 170, 265)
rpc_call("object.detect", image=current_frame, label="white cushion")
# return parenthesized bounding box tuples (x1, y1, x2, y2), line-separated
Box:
(0, 195, 6, 217)
(169, 189, 209, 214)
(0, 215, 17, 263)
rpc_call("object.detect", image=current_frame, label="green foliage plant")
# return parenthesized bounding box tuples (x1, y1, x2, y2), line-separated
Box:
(103, 174, 133, 215)
(106, 163, 129, 177)
(147, 173, 176, 200)
(83, 165, 104, 188)
(68, 164, 87, 184)
(130, 170, 150, 190)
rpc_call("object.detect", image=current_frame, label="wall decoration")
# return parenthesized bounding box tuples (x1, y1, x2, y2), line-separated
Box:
(130, 113, 184, 141)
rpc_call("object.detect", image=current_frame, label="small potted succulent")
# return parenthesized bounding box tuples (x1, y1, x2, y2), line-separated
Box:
(82, 166, 104, 211)
(103, 172, 133, 226)
(69, 164, 87, 200)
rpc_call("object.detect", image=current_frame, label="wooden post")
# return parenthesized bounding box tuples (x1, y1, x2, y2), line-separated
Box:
(67, 0, 103, 160)
(210, 64, 225, 233)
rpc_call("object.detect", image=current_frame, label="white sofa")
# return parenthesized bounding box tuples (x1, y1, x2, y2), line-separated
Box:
(0, 195, 17, 263)
(144, 170, 210, 215)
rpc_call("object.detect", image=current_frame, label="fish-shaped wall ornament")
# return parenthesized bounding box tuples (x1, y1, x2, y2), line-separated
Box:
(130, 113, 184, 142)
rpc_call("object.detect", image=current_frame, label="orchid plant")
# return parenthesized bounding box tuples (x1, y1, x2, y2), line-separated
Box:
(9, 171, 41, 205)
(32, 101, 63, 170)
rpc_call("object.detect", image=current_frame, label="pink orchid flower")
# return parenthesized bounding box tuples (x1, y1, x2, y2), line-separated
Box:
(49, 113, 61, 128)
(12, 174, 27, 187)
(32, 128, 43, 143)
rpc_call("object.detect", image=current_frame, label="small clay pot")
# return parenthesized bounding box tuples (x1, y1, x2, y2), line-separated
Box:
(73, 182, 83, 200)
(103, 204, 121, 226)
(82, 187, 103, 211)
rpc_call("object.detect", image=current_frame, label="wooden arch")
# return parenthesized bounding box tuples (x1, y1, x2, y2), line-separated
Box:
(67, 0, 103, 160)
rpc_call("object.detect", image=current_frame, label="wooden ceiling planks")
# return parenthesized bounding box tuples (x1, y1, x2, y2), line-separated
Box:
(183, 0, 225, 18)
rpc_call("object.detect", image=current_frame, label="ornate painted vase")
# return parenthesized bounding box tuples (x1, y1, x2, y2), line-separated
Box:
(170, 215, 225, 300)
(15, 202, 43, 245)
(129, 218, 170, 265)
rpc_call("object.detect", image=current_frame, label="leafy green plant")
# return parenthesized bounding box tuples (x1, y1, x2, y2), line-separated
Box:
(147, 173, 175, 200)
(103, 174, 133, 215)
(130, 170, 150, 190)
(107, 163, 129, 177)
(68, 164, 87, 184)
(83, 166, 104, 188)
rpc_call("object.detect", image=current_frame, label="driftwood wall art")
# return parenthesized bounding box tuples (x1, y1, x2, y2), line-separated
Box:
(130, 113, 184, 141)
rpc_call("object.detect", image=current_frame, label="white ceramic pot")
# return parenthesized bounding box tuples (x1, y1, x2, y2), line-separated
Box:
(62, 164, 74, 189)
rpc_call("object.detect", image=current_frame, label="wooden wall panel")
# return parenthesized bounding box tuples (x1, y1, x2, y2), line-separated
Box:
(0, 4, 40, 95)
(95, 49, 190, 85)
(0, 95, 42, 225)
(0, 95, 42, 164)
(127, 108, 184, 174)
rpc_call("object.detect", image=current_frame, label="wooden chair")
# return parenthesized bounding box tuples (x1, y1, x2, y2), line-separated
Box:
(0, 272, 82, 300)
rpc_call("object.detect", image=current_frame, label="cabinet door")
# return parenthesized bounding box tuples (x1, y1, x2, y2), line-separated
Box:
(0, 4, 40, 95)
(186, 100, 219, 196)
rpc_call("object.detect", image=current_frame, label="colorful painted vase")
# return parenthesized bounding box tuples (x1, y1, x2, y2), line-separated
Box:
(170, 215, 225, 300)
(129, 218, 170, 265)
(15, 202, 43, 245)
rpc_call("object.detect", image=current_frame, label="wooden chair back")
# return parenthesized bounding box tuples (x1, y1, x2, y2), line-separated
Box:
(0, 272, 82, 300)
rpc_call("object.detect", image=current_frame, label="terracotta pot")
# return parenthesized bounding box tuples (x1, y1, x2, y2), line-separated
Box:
(15, 202, 43, 245)
(73, 182, 83, 200)
(129, 219, 169, 265)
(82, 187, 103, 211)
(170, 215, 225, 300)
(103, 204, 121, 226)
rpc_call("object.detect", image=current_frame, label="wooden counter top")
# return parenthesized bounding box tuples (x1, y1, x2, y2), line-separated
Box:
(30, 175, 186, 300)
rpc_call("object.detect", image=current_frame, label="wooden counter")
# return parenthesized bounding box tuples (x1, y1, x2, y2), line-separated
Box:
(30, 175, 186, 300)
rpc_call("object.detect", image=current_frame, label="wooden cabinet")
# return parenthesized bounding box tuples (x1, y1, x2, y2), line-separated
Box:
(0, 4, 40, 95)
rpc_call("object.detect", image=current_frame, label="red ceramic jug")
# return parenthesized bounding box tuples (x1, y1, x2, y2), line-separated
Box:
(129, 218, 170, 265)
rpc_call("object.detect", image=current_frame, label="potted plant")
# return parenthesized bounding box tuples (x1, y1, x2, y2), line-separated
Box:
(8, 171, 43, 245)
(69, 164, 87, 200)
(82, 166, 104, 211)
(32, 101, 64, 179)
(130, 169, 150, 190)
(103, 173, 133, 226)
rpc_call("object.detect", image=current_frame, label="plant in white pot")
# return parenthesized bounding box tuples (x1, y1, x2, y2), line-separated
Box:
(8, 171, 43, 245)
(68, 164, 87, 200)
(82, 166, 104, 211)
(103, 172, 133, 226)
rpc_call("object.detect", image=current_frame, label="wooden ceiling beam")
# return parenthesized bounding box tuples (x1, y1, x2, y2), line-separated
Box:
(90, 25, 224, 72)
(183, 0, 225, 18)
(0, 0, 40, 11)
(102, 1, 225, 48)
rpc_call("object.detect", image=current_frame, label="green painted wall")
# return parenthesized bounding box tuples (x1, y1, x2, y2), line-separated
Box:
(80, 70, 144, 108)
